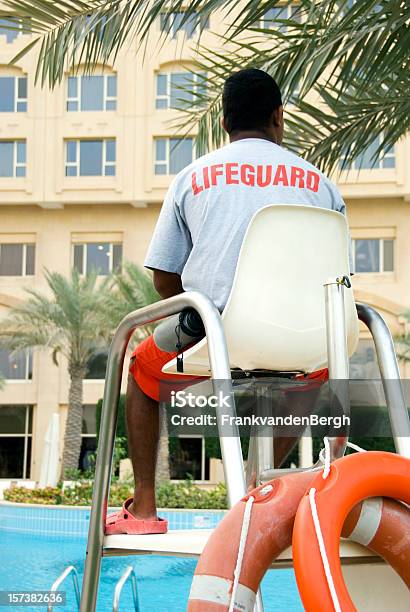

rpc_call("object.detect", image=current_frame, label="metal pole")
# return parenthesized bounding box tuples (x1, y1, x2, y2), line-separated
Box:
(324, 279, 350, 461)
(356, 303, 410, 458)
(80, 291, 246, 612)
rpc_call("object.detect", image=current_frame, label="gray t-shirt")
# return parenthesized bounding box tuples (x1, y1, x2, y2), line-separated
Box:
(145, 138, 348, 310)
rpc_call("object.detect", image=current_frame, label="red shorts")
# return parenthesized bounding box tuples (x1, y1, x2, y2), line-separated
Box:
(129, 335, 329, 402)
(129, 335, 204, 401)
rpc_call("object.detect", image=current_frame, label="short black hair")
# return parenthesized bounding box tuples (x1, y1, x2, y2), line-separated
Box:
(222, 68, 282, 134)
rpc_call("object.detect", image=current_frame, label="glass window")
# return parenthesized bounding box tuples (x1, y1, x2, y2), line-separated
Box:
(0, 18, 21, 43)
(0, 76, 28, 112)
(341, 135, 395, 170)
(85, 351, 108, 380)
(0, 140, 26, 177)
(0, 405, 33, 478)
(0, 77, 14, 112)
(67, 74, 117, 111)
(65, 139, 115, 177)
(353, 238, 394, 273)
(170, 437, 208, 480)
(169, 138, 193, 174)
(79, 404, 97, 471)
(156, 72, 206, 110)
(154, 138, 193, 175)
(160, 11, 209, 39)
(0, 349, 32, 380)
(86, 242, 110, 274)
(261, 4, 300, 30)
(73, 242, 122, 275)
(383, 239, 394, 272)
(0, 243, 35, 276)
(80, 140, 102, 176)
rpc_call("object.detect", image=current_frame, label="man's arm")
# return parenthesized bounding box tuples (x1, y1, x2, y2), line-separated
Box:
(153, 269, 184, 299)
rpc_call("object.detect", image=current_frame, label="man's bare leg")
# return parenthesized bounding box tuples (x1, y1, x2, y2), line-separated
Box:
(125, 374, 159, 519)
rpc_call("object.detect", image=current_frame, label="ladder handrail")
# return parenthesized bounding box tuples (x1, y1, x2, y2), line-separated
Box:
(113, 566, 139, 612)
(48, 565, 80, 612)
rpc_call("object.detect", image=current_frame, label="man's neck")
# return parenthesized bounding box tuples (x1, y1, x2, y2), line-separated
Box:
(229, 130, 279, 145)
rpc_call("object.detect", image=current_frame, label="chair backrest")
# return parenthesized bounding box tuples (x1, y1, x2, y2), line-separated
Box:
(163, 204, 359, 376)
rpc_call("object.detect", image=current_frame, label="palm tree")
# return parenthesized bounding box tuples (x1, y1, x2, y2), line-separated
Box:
(0, 269, 113, 476)
(396, 310, 410, 363)
(106, 262, 170, 481)
(3, 0, 408, 171)
(104, 261, 160, 342)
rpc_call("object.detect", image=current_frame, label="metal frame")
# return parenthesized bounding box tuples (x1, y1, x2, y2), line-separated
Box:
(80, 291, 246, 612)
(356, 303, 410, 458)
(80, 286, 410, 612)
(48, 565, 80, 612)
(113, 566, 139, 612)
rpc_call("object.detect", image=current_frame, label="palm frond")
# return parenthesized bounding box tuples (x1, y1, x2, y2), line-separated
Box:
(5, 0, 409, 170)
(0, 268, 114, 367)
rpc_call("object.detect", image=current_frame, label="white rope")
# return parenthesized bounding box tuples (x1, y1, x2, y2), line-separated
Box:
(308, 437, 341, 612)
(308, 487, 342, 612)
(229, 495, 255, 612)
(310, 437, 367, 611)
(346, 441, 366, 453)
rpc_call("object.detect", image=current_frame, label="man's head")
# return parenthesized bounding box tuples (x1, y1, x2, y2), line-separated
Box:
(222, 68, 284, 145)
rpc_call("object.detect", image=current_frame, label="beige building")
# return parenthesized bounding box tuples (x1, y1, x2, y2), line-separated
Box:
(0, 11, 409, 484)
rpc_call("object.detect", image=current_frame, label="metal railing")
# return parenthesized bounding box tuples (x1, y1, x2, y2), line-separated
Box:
(48, 565, 80, 611)
(113, 566, 139, 612)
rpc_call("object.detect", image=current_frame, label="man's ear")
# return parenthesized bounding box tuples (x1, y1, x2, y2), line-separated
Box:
(221, 116, 228, 133)
(272, 105, 284, 127)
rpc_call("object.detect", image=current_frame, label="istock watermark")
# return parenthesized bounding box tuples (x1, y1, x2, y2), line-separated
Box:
(170, 389, 231, 409)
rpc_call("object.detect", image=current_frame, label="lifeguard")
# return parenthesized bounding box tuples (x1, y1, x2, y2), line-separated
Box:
(105, 67, 351, 536)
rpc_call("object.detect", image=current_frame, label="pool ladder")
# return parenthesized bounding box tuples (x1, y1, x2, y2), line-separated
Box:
(49, 564, 139, 611)
(48, 565, 80, 611)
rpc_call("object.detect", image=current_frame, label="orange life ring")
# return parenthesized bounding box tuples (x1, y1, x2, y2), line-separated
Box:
(292, 451, 410, 612)
(188, 455, 410, 612)
(188, 470, 315, 611)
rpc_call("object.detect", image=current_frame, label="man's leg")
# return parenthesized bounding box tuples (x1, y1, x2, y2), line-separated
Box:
(125, 373, 160, 520)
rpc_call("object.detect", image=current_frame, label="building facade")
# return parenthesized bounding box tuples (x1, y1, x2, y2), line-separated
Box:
(0, 10, 409, 483)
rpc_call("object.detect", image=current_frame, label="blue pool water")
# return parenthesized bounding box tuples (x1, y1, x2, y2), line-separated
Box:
(0, 504, 303, 611)
(0, 531, 302, 611)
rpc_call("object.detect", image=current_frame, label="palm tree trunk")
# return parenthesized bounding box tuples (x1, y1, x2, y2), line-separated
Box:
(156, 404, 170, 483)
(61, 364, 86, 478)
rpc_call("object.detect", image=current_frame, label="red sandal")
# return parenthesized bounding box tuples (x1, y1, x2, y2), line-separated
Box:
(105, 498, 168, 535)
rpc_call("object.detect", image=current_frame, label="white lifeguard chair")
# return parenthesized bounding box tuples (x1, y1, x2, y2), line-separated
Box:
(76, 204, 410, 612)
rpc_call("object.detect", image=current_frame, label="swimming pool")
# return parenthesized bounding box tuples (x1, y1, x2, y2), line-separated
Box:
(0, 503, 302, 611)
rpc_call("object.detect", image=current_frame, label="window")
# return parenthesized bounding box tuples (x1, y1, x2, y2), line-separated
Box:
(0, 140, 26, 177)
(0, 76, 27, 112)
(154, 138, 193, 175)
(67, 74, 117, 111)
(260, 4, 300, 30)
(79, 404, 97, 471)
(0, 349, 32, 380)
(85, 350, 108, 379)
(160, 11, 209, 39)
(350, 340, 379, 380)
(0, 243, 35, 276)
(341, 136, 395, 170)
(170, 436, 209, 480)
(65, 139, 116, 176)
(73, 242, 122, 275)
(0, 18, 22, 43)
(156, 72, 206, 110)
(352, 238, 394, 274)
(0, 405, 33, 478)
